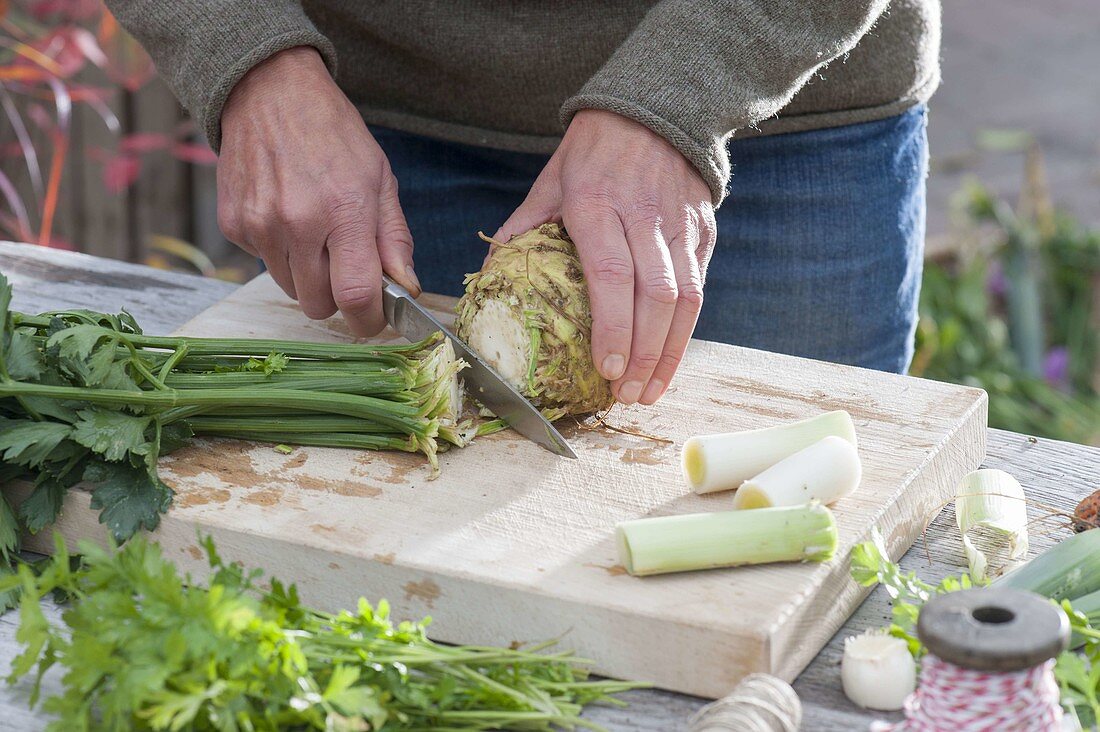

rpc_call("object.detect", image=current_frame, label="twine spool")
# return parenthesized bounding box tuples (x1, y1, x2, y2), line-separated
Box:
(687, 673, 802, 732)
(872, 587, 1069, 732)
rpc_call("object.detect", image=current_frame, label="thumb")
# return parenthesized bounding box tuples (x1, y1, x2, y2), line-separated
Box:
(376, 169, 421, 296)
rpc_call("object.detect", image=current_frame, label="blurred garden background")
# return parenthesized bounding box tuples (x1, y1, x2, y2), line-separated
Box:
(0, 0, 1097, 444)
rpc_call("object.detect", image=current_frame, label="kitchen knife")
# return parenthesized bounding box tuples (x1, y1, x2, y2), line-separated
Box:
(380, 276, 578, 458)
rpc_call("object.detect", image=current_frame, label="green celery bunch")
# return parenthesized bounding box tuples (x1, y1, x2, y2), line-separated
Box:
(0, 534, 639, 731)
(0, 272, 475, 576)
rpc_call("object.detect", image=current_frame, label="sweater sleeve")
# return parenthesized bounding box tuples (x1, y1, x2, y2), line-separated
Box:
(104, 0, 338, 152)
(560, 0, 891, 205)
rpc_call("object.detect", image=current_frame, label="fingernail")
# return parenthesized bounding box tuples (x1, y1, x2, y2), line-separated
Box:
(405, 265, 422, 295)
(618, 380, 644, 404)
(640, 378, 665, 404)
(601, 354, 626, 380)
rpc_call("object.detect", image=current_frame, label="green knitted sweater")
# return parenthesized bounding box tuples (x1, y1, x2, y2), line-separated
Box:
(104, 0, 941, 203)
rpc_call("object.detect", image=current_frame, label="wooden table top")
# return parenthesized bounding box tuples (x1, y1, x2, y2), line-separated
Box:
(2, 240, 1098, 731)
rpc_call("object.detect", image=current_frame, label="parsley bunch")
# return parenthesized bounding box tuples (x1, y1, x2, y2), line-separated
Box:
(0, 272, 481, 573)
(1, 534, 637, 731)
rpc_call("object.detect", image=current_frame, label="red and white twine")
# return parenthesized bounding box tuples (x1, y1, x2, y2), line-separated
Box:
(871, 652, 1063, 732)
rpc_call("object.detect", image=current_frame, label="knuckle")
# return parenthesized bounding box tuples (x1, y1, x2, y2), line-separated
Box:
(595, 319, 631, 339)
(658, 351, 684, 372)
(217, 207, 241, 242)
(325, 190, 371, 224)
(592, 256, 634, 287)
(569, 184, 617, 213)
(678, 281, 704, 312)
(272, 202, 313, 232)
(334, 284, 379, 315)
(627, 193, 663, 224)
(301, 300, 337, 321)
(629, 352, 662, 371)
(640, 272, 678, 305)
(239, 204, 270, 239)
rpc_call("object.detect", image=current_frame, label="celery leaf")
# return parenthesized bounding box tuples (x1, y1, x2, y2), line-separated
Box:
(86, 461, 172, 540)
(71, 409, 151, 461)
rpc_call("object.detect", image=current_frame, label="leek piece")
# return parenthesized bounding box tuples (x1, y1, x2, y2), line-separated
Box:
(615, 501, 837, 577)
(732, 435, 862, 509)
(992, 528, 1100, 601)
(682, 410, 857, 495)
(955, 469, 1029, 581)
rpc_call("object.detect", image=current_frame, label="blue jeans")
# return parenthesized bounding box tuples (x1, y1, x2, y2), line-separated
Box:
(371, 105, 927, 373)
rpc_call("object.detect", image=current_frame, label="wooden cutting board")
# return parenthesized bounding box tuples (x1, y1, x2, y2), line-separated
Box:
(25, 273, 987, 698)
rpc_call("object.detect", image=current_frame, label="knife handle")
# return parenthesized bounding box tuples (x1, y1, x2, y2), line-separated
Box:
(380, 275, 409, 330)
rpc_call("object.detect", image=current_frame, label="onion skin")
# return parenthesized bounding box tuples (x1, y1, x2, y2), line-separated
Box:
(455, 223, 613, 416)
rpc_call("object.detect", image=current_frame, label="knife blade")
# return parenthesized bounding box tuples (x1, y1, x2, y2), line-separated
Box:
(380, 276, 577, 459)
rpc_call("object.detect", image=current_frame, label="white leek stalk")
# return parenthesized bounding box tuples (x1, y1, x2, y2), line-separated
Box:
(682, 411, 857, 495)
(841, 630, 915, 711)
(731, 436, 862, 510)
(615, 501, 837, 577)
(956, 468, 1029, 582)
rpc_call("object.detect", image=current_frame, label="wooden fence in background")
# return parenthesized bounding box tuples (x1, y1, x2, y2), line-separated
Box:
(0, 78, 232, 269)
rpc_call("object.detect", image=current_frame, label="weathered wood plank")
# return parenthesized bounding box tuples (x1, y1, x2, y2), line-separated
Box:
(0, 240, 236, 329)
(0, 249, 1097, 731)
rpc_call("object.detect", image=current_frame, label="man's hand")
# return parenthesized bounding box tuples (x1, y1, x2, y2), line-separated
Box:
(217, 47, 420, 336)
(495, 110, 716, 405)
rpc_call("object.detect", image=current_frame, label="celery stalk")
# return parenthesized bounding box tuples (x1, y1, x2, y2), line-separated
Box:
(615, 501, 838, 576)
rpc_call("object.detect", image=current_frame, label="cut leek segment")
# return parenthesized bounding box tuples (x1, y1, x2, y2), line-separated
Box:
(682, 410, 857, 495)
(615, 501, 837, 577)
(955, 468, 1029, 582)
(732, 435, 862, 510)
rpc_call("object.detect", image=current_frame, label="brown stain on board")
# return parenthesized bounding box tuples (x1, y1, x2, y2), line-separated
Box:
(717, 377, 897, 425)
(242, 489, 281, 506)
(285, 452, 308, 469)
(164, 440, 262, 489)
(352, 453, 421, 485)
(173, 486, 232, 508)
(620, 447, 666, 466)
(186, 546, 203, 560)
(328, 562, 341, 569)
(311, 523, 337, 534)
(165, 438, 385, 501)
(373, 552, 396, 565)
(295, 474, 382, 499)
(403, 579, 442, 608)
(708, 397, 802, 422)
